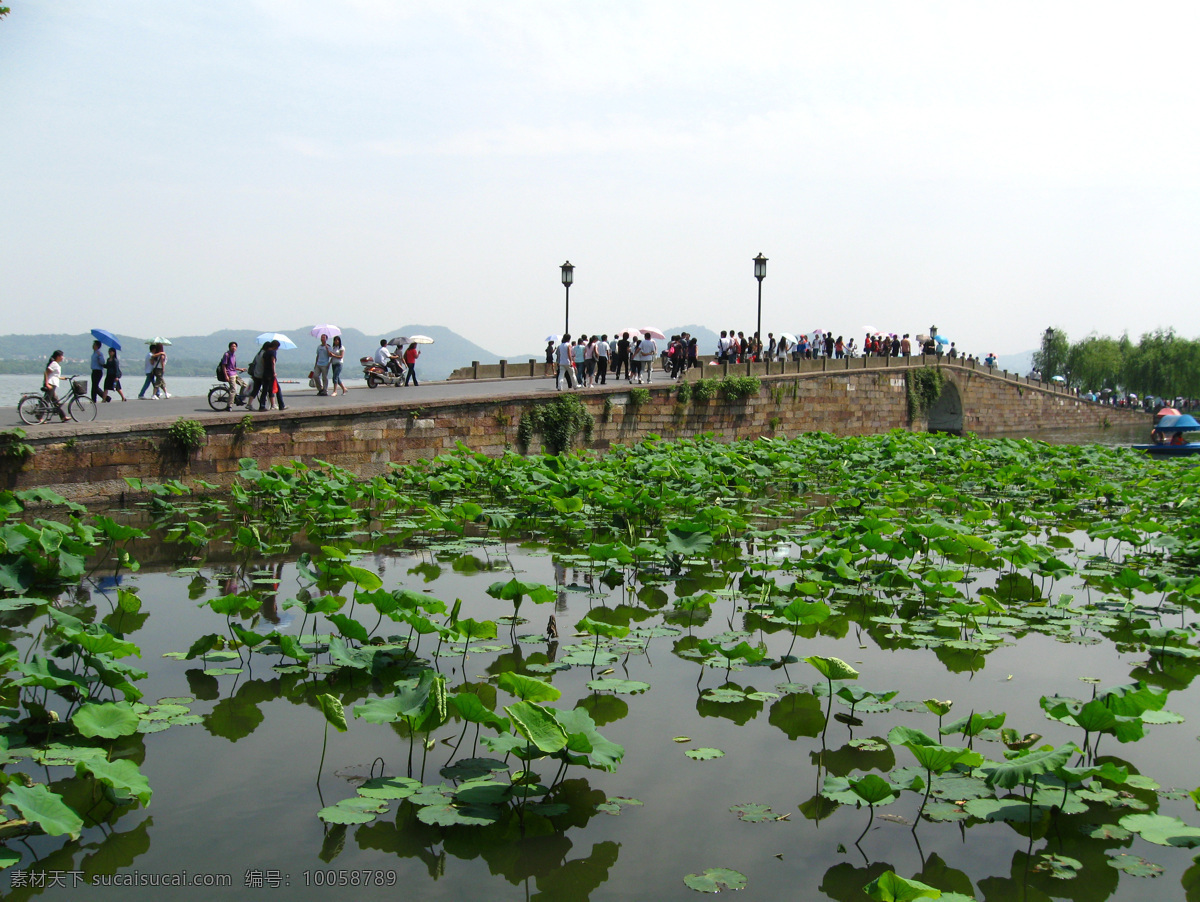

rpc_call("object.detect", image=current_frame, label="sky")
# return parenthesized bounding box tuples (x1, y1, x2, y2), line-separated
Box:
(2, 1, 1198, 358)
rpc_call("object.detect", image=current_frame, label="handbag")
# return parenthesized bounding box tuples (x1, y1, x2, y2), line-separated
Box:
(308, 370, 317, 388)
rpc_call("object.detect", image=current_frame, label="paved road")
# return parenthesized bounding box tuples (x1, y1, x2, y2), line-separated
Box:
(1, 374, 601, 435)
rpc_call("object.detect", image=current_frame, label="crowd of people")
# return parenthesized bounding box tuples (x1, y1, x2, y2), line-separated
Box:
(544, 324, 988, 391)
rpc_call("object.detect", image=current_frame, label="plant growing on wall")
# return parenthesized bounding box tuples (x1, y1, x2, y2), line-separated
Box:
(516, 394, 594, 454)
(718, 376, 761, 401)
(906, 367, 945, 420)
(629, 388, 650, 410)
(165, 418, 206, 455)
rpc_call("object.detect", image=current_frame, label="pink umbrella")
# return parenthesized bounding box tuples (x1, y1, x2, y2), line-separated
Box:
(637, 327, 666, 340)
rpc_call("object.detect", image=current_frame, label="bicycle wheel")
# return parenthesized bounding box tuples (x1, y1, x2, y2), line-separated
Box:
(208, 385, 232, 411)
(18, 395, 49, 425)
(68, 395, 97, 423)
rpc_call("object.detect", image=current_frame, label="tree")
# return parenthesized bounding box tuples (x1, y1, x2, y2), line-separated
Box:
(1123, 329, 1200, 399)
(1067, 334, 1125, 392)
(1032, 327, 1069, 381)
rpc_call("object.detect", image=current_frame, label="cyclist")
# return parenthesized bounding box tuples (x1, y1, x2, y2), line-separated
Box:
(43, 350, 68, 421)
(218, 341, 244, 406)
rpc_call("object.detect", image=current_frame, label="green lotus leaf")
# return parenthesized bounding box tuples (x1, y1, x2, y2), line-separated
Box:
(317, 805, 377, 825)
(73, 701, 141, 739)
(729, 803, 774, 823)
(849, 774, 898, 806)
(75, 758, 152, 806)
(576, 616, 630, 640)
(416, 803, 499, 827)
(683, 867, 746, 893)
(1106, 853, 1164, 878)
(504, 700, 568, 754)
(1, 784, 84, 838)
(982, 743, 1075, 790)
(497, 672, 561, 703)
(1120, 813, 1200, 847)
(316, 694, 348, 732)
(357, 776, 421, 799)
(342, 564, 383, 591)
(685, 748, 725, 761)
(862, 869, 941, 900)
(1033, 853, 1082, 880)
(805, 655, 859, 681)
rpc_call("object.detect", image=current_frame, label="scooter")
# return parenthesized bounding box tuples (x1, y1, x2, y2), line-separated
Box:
(361, 356, 407, 388)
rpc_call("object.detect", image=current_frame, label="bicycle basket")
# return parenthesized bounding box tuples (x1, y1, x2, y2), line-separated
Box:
(71, 378, 88, 395)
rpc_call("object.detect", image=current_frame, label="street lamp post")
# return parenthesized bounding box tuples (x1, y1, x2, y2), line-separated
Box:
(561, 261, 574, 336)
(753, 253, 768, 353)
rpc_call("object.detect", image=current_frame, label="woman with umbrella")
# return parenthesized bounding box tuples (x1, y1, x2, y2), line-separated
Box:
(257, 340, 286, 411)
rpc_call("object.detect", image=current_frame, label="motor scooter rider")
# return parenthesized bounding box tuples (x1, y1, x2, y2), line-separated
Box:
(374, 340, 403, 377)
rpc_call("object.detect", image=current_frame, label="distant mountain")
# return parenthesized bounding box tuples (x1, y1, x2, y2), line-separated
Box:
(995, 349, 1035, 376)
(0, 325, 502, 381)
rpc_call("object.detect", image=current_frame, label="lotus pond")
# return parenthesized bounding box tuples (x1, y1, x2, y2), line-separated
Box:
(5, 430, 1200, 900)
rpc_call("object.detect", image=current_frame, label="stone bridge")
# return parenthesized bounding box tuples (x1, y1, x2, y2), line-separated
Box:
(2, 359, 1148, 503)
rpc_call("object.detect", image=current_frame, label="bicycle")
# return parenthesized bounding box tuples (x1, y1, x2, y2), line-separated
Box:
(18, 376, 97, 425)
(208, 375, 251, 411)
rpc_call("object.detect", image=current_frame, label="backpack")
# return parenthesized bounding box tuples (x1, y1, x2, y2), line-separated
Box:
(249, 351, 264, 380)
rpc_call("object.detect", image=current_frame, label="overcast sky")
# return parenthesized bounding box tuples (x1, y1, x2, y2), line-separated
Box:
(2, 2, 1198, 357)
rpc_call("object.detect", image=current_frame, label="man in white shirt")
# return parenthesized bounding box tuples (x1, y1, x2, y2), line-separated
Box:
(556, 334, 577, 390)
(636, 333, 657, 384)
(596, 335, 610, 385)
(374, 340, 401, 376)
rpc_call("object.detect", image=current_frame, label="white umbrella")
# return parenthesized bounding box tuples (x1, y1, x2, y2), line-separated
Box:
(637, 327, 666, 340)
(310, 324, 341, 338)
(861, 324, 878, 333)
(407, 335, 435, 344)
(544, 334, 560, 343)
(778, 332, 798, 344)
(256, 332, 297, 349)
(145, 336, 173, 346)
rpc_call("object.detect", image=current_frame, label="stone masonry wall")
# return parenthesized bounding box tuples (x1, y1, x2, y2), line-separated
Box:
(2, 364, 1146, 504)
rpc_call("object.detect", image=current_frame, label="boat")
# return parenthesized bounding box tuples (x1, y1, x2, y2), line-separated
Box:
(1134, 413, 1200, 455)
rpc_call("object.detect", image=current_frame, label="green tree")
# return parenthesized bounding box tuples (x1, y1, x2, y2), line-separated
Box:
(1032, 327, 1070, 380)
(1067, 334, 1125, 392)
(1123, 329, 1200, 399)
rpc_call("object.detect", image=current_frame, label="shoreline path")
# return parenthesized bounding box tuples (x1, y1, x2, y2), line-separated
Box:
(1, 376, 573, 435)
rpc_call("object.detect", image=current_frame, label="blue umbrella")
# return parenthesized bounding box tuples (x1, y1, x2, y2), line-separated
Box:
(934, 334, 949, 345)
(91, 328, 122, 350)
(256, 332, 297, 350)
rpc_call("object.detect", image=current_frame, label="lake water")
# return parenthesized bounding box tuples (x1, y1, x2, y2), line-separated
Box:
(4, 434, 1198, 901)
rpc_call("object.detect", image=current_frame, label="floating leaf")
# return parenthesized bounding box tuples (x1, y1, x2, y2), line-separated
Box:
(730, 803, 775, 823)
(1033, 853, 1082, 879)
(1107, 853, 1164, 878)
(683, 867, 746, 893)
(686, 748, 725, 761)
(586, 678, 651, 695)
(1120, 813, 1200, 847)
(72, 702, 140, 739)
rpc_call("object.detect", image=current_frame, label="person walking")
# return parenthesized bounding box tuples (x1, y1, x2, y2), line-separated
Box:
(257, 340, 285, 410)
(150, 344, 169, 399)
(314, 334, 332, 395)
(102, 347, 126, 401)
(596, 334, 610, 385)
(614, 332, 631, 381)
(330, 336, 348, 395)
(555, 334, 576, 390)
(403, 342, 420, 386)
(636, 332, 657, 384)
(137, 345, 156, 399)
(89, 340, 105, 402)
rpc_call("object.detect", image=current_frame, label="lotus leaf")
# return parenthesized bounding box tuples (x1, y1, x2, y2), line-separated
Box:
(1120, 813, 1200, 847)
(862, 870, 942, 900)
(75, 758, 152, 806)
(685, 748, 724, 761)
(683, 867, 746, 893)
(1, 784, 84, 838)
(73, 701, 141, 739)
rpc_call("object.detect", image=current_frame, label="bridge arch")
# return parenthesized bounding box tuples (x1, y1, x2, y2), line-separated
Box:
(927, 378, 964, 434)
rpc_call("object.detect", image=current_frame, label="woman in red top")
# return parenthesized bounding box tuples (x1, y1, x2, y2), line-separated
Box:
(403, 342, 420, 386)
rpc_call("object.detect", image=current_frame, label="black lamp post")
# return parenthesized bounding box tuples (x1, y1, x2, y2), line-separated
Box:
(753, 253, 768, 350)
(561, 261, 574, 335)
